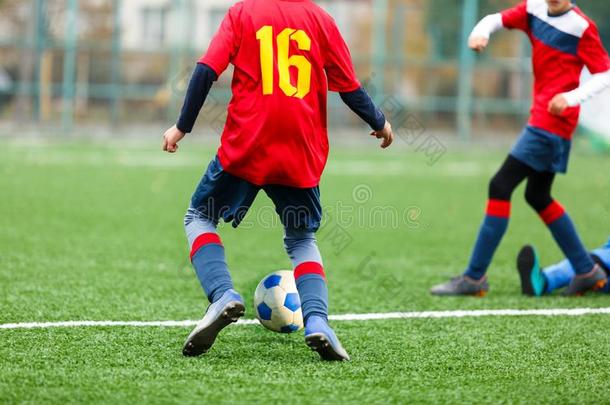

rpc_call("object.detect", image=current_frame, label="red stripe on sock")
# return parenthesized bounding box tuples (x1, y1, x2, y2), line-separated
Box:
(540, 201, 565, 225)
(294, 262, 326, 280)
(190, 233, 223, 260)
(486, 199, 511, 218)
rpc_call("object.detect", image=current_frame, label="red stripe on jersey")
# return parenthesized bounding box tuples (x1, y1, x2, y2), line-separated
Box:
(486, 199, 511, 218)
(190, 233, 223, 260)
(540, 201, 566, 225)
(294, 262, 326, 280)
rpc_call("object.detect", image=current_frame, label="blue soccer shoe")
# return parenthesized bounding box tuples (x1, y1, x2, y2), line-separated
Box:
(182, 289, 245, 357)
(517, 245, 546, 297)
(304, 316, 350, 361)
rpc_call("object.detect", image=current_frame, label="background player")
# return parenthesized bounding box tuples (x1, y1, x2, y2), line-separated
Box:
(517, 238, 610, 296)
(161, 0, 393, 361)
(431, 0, 610, 297)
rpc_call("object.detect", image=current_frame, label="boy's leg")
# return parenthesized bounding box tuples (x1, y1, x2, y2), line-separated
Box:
(185, 208, 232, 303)
(265, 185, 349, 361)
(465, 156, 532, 279)
(264, 185, 327, 322)
(516, 244, 575, 296)
(182, 157, 258, 356)
(525, 173, 607, 295)
(543, 259, 576, 294)
(544, 248, 610, 294)
(518, 242, 610, 296)
(185, 157, 258, 302)
(431, 156, 530, 296)
(283, 228, 327, 323)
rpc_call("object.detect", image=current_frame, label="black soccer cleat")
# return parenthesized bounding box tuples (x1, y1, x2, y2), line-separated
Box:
(516, 245, 546, 297)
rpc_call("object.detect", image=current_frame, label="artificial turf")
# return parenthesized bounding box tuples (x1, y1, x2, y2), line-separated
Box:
(1, 139, 609, 403)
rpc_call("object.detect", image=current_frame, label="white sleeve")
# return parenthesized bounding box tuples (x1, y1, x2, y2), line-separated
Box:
(469, 13, 504, 40)
(563, 70, 610, 107)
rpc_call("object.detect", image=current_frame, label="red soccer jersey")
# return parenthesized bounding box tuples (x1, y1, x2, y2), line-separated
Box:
(501, 0, 610, 139)
(199, 0, 360, 188)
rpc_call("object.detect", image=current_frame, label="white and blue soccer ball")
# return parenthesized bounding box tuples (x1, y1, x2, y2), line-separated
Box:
(254, 270, 303, 333)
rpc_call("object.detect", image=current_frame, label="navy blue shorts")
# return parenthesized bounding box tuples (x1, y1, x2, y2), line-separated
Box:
(510, 126, 572, 173)
(190, 156, 322, 232)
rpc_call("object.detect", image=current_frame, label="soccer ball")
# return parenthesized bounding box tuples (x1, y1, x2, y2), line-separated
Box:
(254, 270, 303, 333)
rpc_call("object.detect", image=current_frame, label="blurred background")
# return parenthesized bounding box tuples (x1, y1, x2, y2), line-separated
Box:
(0, 0, 609, 147)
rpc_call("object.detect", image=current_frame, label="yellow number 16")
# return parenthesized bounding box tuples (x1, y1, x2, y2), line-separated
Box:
(256, 26, 312, 99)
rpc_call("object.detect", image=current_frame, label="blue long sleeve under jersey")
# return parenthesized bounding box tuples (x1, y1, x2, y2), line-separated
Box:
(176, 63, 217, 134)
(176, 64, 385, 134)
(339, 88, 386, 131)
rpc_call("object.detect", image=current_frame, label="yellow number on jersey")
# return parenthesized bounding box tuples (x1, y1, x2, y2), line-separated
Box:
(256, 26, 312, 99)
(255, 26, 274, 95)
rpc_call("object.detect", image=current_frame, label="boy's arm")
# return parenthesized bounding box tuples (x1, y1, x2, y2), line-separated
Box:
(469, 1, 527, 52)
(549, 24, 610, 115)
(163, 3, 241, 153)
(176, 63, 218, 134)
(559, 71, 610, 107)
(339, 88, 392, 148)
(339, 88, 385, 131)
(469, 14, 503, 52)
(324, 18, 393, 148)
(162, 63, 218, 153)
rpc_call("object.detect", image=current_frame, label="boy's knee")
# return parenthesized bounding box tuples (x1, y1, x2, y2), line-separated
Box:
(525, 187, 553, 212)
(284, 228, 316, 248)
(488, 175, 513, 200)
(283, 228, 322, 265)
(184, 207, 217, 246)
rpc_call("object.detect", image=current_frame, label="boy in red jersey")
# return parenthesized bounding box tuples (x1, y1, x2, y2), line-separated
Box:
(431, 0, 610, 296)
(162, 0, 393, 360)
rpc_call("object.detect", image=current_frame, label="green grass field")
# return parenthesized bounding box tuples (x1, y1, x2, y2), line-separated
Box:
(1, 138, 609, 404)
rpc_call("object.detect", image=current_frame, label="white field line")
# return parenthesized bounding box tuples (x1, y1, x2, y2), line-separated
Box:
(1, 307, 610, 330)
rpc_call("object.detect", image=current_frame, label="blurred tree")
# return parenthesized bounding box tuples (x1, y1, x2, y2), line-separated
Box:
(426, 0, 462, 58)
(426, 0, 514, 58)
(579, 1, 610, 45)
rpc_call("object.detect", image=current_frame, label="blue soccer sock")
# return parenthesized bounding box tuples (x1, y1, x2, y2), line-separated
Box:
(295, 269, 328, 323)
(464, 200, 511, 280)
(543, 259, 575, 293)
(190, 235, 233, 303)
(540, 201, 594, 275)
(284, 229, 327, 324)
(185, 208, 233, 303)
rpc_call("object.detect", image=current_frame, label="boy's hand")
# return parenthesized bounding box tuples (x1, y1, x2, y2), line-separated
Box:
(548, 94, 569, 116)
(162, 125, 185, 153)
(469, 36, 489, 53)
(370, 121, 394, 149)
